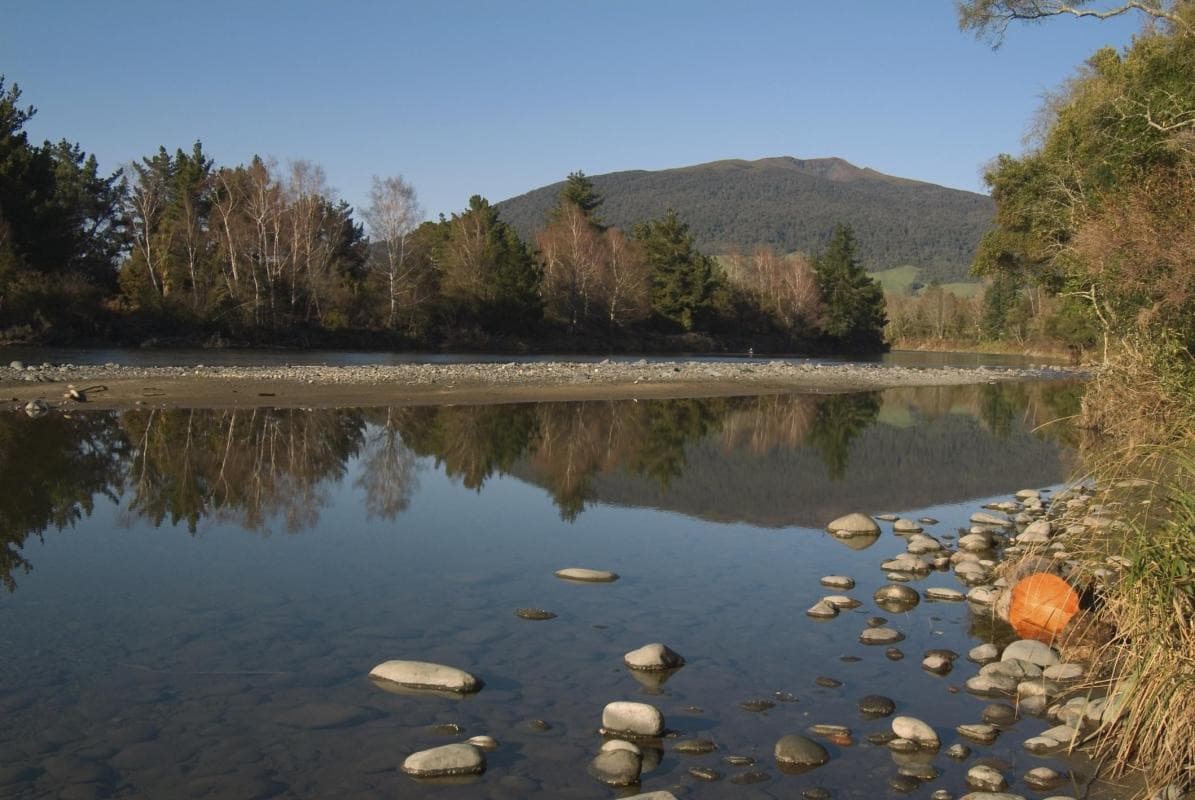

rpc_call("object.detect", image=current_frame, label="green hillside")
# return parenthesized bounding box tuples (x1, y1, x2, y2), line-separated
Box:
(496, 157, 994, 283)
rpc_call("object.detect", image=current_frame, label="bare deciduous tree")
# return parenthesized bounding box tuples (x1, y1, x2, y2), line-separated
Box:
(362, 175, 424, 329)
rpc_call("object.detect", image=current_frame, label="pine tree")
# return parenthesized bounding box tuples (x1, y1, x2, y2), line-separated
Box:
(635, 209, 719, 332)
(553, 171, 603, 224)
(813, 224, 887, 350)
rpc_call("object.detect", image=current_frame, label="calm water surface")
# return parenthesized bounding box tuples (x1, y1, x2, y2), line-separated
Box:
(0, 383, 1090, 799)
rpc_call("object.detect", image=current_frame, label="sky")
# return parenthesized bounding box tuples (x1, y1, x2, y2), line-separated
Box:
(2, 1, 1143, 223)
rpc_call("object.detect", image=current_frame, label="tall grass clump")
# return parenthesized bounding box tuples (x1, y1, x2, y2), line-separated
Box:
(1069, 335, 1195, 796)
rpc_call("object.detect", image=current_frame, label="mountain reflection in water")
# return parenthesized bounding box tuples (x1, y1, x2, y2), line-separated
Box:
(0, 382, 1079, 592)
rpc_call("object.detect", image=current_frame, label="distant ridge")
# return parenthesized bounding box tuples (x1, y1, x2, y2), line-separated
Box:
(496, 157, 994, 283)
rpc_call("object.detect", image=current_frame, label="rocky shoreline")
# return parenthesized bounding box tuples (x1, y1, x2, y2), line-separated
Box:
(1, 358, 1082, 412)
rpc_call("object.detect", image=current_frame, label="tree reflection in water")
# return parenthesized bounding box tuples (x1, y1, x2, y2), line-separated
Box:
(0, 382, 1080, 591)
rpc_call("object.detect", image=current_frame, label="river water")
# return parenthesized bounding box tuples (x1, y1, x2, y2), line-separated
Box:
(0, 382, 1092, 799)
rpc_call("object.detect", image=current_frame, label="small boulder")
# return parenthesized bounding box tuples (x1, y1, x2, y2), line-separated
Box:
(820, 575, 855, 589)
(874, 584, 920, 611)
(369, 660, 481, 694)
(401, 743, 485, 778)
(774, 734, 830, 769)
(555, 567, 619, 582)
(624, 643, 685, 672)
(859, 627, 905, 645)
(1001, 639, 1060, 667)
(601, 701, 664, 738)
(588, 748, 642, 787)
(891, 716, 939, 748)
(826, 512, 880, 535)
(966, 765, 1008, 792)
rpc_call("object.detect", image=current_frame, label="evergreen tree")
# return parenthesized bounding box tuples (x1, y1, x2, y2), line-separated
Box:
(553, 170, 603, 224)
(635, 209, 719, 332)
(813, 224, 887, 350)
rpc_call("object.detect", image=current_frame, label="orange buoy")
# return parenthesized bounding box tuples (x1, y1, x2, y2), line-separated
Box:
(1009, 572, 1080, 643)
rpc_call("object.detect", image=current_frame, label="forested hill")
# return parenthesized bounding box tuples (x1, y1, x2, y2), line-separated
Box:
(496, 157, 994, 283)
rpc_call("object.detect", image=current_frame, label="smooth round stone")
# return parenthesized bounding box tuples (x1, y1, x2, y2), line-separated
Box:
(820, 575, 855, 589)
(600, 739, 641, 755)
(868, 731, 896, 745)
(892, 717, 939, 748)
(620, 793, 679, 800)
(1023, 767, 1063, 789)
(588, 749, 641, 787)
(466, 735, 499, 751)
(946, 743, 972, 760)
(401, 743, 485, 778)
(886, 737, 919, 753)
(526, 718, 552, 732)
(885, 647, 905, 660)
(554, 567, 619, 582)
(673, 738, 716, 755)
(369, 660, 481, 694)
(858, 695, 896, 718)
(981, 703, 1018, 725)
(894, 518, 923, 533)
(807, 601, 839, 619)
(1039, 724, 1080, 745)
(925, 587, 966, 601)
(808, 723, 850, 738)
(968, 643, 1000, 663)
(774, 734, 830, 769)
(966, 674, 1017, 696)
(959, 533, 993, 551)
(623, 643, 685, 672)
(876, 513, 899, 521)
(859, 627, 905, 645)
(823, 595, 861, 610)
(867, 616, 887, 627)
(957, 723, 1000, 744)
(1001, 640, 1060, 667)
(688, 766, 722, 781)
(971, 511, 1011, 527)
(1043, 663, 1083, 682)
(827, 512, 880, 535)
(1023, 736, 1058, 754)
(923, 655, 953, 675)
(9, 360, 24, 369)
(931, 791, 954, 800)
(899, 761, 942, 781)
(514, 608, 556, 620)
(601, 702, 663, 737)
(874, 584, 920, 611)
(920, 517, 939, 524)
(966, 765, 1008, 792)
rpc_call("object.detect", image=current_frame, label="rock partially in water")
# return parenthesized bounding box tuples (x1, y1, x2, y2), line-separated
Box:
(827, 512, 880, 535)
(968, 643, 1000, 663)
(956, 723, 1000, 744)
(555, 567, 619, 582)
(621, 793, 679, 800)
(966, 674, 1018, 696)
(820, 575, 855, 589)
(688, 766, 722, 781)
(466, 735, 499, 751)
(946, 743, 972, 760)
(369, 660, 482, 694)
(724, 755, 755, 766)
(588, 749, 641, 787)
(1001, 640, 1060, 667)
(9, 360, 24, 370)
(885, 647, 905, 660)
(1043, 663, 1083, 682)
(966, 765, 1008, 792)
(889, 774, 921, 792)
(982, 703, 1018, 725)
(874, 584, 920, 612)
(806, 601, 839, 619)
(971, 511, 1012, 527)
(822, 594, 861, 610)
(601, 739, 641, 755)
(774, 734, 830, 769)
(958, 794, 1027, 800)
(24, 399, 48, 418)
(740, 698, 777, 712)
(814, 676, 843, 688)
(858, 694, 896, 718)
(731, 769, 771, 784)
(922, 654, 954, 675)
(623, 643, 685, 672)
(925, 587, 966, 601)
(672, 738, 715, 755)
(892, 716, 939, 748)
(401, 743, 485, 778)
(601, 701, 664, 738)
(1024, 767, 1064, 790)
(894, 518, 923, 533)
(514, 608, 557, 620)
(859, 627, 905, 645)
(967, 586, 999, 605)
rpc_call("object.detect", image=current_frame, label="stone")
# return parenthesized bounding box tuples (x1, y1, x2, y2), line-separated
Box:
(588, 749, 641, 787)
(554, 567, 619, 582)
(923, 655, 953, 675)
(877, 513, 899, 521)
(907, 533, 941, 553)
(1016, 489, 1041, 500)
(673, 737, 716, 754)
(1024, 767, 1063, 790)
(369, 660, 482, 694)
(858, 694, 896, 718)
(894, 518, 923, 533)
(820, 575, 855, 589)
(724, 755, 755, 766)
(814, 676, 843, 688)
(740, 698, 776, 712)
(874, 584, 920, 611)
(959, 533, 993, 552)
(966, 674, 1017, 696)
(806, 601, 839, 619)
(822, 594, 861, 609)
(24, 399, 47, 418)
(981, 703, 1017, 725)
(514, 608, 557, 620)
(967, 586, 999, 605)
(1043, 663, 1083, 682)
(859, 627, 904, 645)
(601, 739, 641, 755)
(886, 647, 905, 660)
(774, 734, 830, 768)
(891, 716, 939, 748)
(731, 770, 771, 784)
(968, 643, 1000, 663)
(1001, 640, 1060, 667)
(1039, 724, 1080, 746)
(9, 360, 24, 369)
(946, 743, 972, 760)
(401, 743, 485, 778)
(956, 723, 1000, 744)
(466, 735, 498, 751)
(958, 794, 1027, 800)
(827, 512, 880, 535)
(601, 701, 664, 737)
(623, 643, 685, 672)
(971, 511, 1011, 527)
(925, 587, 966, 601)
(688, 766, 721, 781)
(966, 765, 1009, 792)
(889, 774, 922, 792)
(808, 723, 850, 738)
(1022, 736, 1058, 754)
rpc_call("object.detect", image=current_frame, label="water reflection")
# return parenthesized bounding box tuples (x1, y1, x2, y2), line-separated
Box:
(0, 382, 1078, 592)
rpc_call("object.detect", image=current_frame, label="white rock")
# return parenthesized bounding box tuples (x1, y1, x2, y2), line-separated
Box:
(925, 587, 965, 601)
(820, 575, 855, 589)
(827, 512, 880, 535)
(1001, 639, 1060, 667)
(971, 511, 1011, 527)
(967, 764, 1009, 791)
(892, 716, 939, 748)
(601, 701, 664, 737)
(967, 586, 998, 605)
(1040, 724, 1080, 746)
(555, 567, 619, 582)
(957, 723, 1000, 744)
(859, 627, 905, 645)
(894, 518, 923, 533)
(588, 749, 641, 786)
(401, 743, 485, 777)
(822, 594, 861, 609)
(966, 674, 1017, 695)
(806, 601, 838, 619)
(968, 643, 1000, 663)
(466, 735, 499, 751)
(959, 533, 992, 551)
(600, 739, 641, 755)
(369, 660, 481, 694)
(624, 643, 685, 672)
(1016, 489, 1041, 500)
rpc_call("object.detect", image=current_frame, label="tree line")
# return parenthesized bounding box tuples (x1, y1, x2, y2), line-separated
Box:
(0, 77, 886, 352)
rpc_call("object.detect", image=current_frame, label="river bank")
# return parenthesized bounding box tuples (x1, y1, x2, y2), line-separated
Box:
(1, 359, 1081, 412)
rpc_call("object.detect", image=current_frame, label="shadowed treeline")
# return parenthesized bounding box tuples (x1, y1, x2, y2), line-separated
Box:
(0, 383, 1078, 590)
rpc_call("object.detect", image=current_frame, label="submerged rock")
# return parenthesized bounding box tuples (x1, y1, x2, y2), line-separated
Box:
(874, 584, 920, 611)
(623, 643, 685, 672)
(858, 694, 896, 718)
(859, 627, 905, 645)
(401, 743, 485, 778)
(23, 399, 47, 418)
(588, 748, 642, 787)
(966, 765, 1008, 792)
(369, 660, 481, 694)
(514, 608, 556, 620)
(673, 738, 716, 755)
(774, 734, 830, 769)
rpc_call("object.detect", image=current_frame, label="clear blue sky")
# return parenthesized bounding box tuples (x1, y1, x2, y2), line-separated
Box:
(3, 1, 1141, 221)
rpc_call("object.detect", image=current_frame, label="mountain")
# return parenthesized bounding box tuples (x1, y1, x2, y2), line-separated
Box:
(495, 157, 994, 284)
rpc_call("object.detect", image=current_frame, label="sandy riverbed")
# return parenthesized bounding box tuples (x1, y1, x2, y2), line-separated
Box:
(1, 359, 1082, 411)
